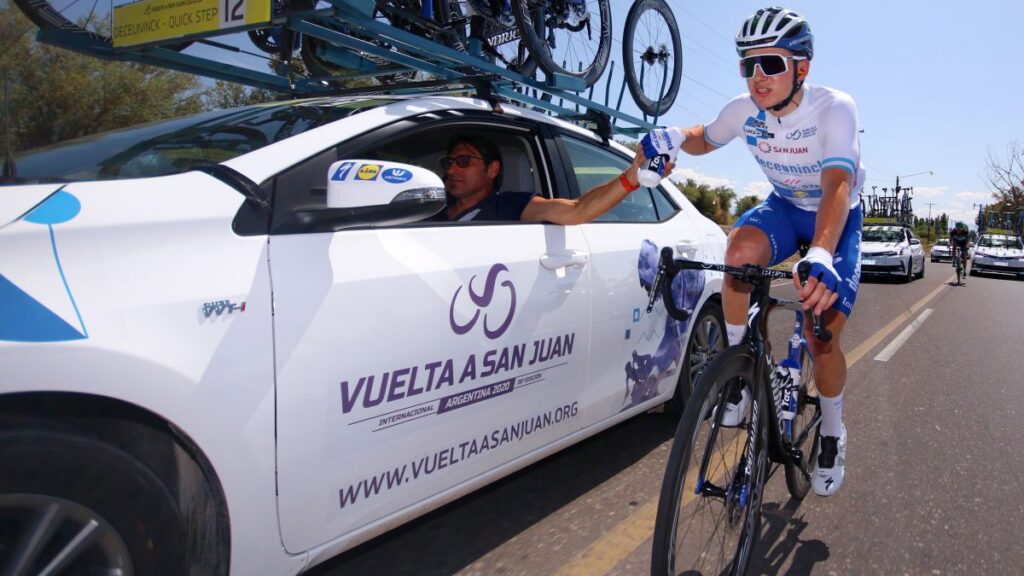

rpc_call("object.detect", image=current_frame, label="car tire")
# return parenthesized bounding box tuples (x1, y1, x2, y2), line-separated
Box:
(916, 256, 925, 279)
(665, 299, 726, 417)
(970, 262, 978, 277)
(904, 256, 914, 283)
(0, 429, 187, 575)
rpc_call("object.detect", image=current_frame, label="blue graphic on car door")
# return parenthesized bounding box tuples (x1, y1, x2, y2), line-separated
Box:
(621, 239, 704, 409)
(0, 190, 88, 342)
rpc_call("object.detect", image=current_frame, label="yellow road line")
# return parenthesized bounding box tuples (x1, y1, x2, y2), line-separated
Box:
(554, 273, 954, 576)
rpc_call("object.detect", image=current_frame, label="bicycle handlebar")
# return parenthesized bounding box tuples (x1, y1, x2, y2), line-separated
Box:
(646, 247, 831, 342)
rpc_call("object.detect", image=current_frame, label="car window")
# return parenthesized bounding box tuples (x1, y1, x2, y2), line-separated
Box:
(10, 99, 390, 182)
(268, 121, 544, 233)
(559, 137, 659, 223)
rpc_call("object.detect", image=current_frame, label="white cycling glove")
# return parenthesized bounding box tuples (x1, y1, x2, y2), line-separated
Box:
(793, 247, 841, 293)
(640, 127, 684, 162)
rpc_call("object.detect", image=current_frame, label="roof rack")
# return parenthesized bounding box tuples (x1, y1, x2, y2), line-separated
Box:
(27, 0, 661, 137)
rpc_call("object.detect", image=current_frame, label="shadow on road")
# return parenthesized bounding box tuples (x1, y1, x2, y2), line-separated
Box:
(748, 497, 830, 575)
(308, 413, 678, 575)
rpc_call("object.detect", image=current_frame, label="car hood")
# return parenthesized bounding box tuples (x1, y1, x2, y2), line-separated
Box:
(0, 184, 65, 228)
(975, 247, 1024, 257)
(861, 241, 904, 253)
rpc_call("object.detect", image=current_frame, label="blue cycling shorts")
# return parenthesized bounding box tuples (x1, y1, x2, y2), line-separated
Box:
(734, 193, 863, 317)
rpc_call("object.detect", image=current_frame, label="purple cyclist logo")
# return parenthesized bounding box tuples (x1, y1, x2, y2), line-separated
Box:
(449, 264, 517, 340)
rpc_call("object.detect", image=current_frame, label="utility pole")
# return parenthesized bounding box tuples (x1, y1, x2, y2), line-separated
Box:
(925, 202, 936, 219)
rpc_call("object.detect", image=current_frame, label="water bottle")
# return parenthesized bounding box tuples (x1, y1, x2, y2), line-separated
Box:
(637, 127, 683, 187)
(637, 154, 669, 188)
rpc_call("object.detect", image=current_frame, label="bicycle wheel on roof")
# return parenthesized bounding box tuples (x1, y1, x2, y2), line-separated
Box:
(511, 0, 611, 88)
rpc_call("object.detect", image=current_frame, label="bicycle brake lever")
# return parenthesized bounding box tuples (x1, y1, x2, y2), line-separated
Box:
(796, 261, 833, 342)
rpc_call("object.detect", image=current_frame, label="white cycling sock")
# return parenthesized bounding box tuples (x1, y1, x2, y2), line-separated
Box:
(819, 389, 845, 438)
(726, 323, 746, 347)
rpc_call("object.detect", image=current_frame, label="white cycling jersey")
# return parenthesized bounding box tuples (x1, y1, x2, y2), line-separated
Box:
(704, 84, 864, 211)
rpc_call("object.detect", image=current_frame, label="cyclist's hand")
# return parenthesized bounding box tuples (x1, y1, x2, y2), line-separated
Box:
(641, 127, 684, 162)
(793, 247, 841, 315)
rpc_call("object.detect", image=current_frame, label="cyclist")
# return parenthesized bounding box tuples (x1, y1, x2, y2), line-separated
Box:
(643, 6, 863, 496)
(948, 221, 970, 284)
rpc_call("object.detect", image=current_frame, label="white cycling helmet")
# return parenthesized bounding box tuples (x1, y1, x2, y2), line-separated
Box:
(736, 7, 814, 59)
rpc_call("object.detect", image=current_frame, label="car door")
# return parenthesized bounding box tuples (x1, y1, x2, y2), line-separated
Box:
(268, 115, 592, 553)
(550, 131, 708, 429)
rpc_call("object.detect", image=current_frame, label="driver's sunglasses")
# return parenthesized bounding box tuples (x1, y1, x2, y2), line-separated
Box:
(739, 54, 806, 79)
(440, 154, 485, 170)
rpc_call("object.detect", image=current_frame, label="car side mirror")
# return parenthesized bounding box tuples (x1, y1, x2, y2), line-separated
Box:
(291, 160, 446, 232)
(910, 238, 921, 245)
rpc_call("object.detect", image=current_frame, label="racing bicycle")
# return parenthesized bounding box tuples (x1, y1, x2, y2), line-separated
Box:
(646, 248, 825, 576)
(952, 243, 966, 285)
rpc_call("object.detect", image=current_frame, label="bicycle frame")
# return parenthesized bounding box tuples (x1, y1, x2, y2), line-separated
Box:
(648, 247, 821, 480)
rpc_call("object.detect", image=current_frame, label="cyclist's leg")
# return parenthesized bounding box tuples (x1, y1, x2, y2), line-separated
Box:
(725, 195, 798, 344)
(801, 203, 861, 496)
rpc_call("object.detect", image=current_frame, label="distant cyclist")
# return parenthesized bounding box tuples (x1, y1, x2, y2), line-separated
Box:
(949, 222, 970, 284)
(642, 6, 863, 496)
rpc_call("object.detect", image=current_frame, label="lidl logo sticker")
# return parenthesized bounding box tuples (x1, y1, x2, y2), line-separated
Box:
(357, 164, 381, 181)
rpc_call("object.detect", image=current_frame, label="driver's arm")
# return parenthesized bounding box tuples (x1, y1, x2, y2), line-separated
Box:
(520, 149, 670, 225)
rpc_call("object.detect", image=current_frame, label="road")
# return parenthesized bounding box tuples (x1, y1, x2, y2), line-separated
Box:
(311, 263, 1024, 576)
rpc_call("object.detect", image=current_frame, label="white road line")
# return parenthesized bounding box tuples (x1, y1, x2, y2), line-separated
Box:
(874, 308, 934, 362)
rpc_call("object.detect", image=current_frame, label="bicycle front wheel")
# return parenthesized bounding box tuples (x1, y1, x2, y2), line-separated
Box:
(651, 346, 768, 576)
(511, 0, 612, 88)
(13, 0, 111, 47)
(623, 0, 682, 117)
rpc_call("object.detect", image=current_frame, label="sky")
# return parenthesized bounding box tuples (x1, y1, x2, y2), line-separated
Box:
(603, 0, 1024, 228)
(13, 0, 1022, 228)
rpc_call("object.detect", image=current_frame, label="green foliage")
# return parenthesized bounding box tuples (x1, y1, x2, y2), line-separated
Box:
(734, 195, 761, 218)
(672, 177, 736, 225)
(1, 3, 206, 153)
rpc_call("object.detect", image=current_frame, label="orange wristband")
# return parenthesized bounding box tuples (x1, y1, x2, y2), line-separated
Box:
(619, 172, 639, 192)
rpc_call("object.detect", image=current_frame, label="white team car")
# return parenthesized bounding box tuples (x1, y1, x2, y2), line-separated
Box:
(0, 95, 727, 575)
(970, 233, 1024, 278)
(860, 224, 925, 282)
(930, 237, 951, 262)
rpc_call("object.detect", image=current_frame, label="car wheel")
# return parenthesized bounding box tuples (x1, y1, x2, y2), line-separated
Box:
(970, 262, 978, 276)
(904, 256, 914, 283)
(665, 299, 726, 417)
(916, 257, 925, 279)
(0, 430, 187, 576)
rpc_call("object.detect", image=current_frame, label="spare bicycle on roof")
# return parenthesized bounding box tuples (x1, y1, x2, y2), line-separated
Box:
(15, 0, 685, 135)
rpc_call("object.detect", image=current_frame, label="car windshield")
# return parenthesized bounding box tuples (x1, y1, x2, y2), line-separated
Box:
(5, 98, 390, 182)
(979, 236, 1023, 249)
(863, 227, 903, 242)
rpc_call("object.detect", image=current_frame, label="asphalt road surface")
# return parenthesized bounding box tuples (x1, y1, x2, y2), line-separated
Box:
(311, 262, 1024, 576)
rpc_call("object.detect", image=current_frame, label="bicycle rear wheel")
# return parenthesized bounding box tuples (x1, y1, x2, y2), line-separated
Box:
(511, 0, 612, 88)
(651, 346, 767, 576)
(622, 0, 682, 118)
(783, 345, 821, 499)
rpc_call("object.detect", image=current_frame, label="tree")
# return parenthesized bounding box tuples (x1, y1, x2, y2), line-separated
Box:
(734, 195, 761, 217)
(1, 3, 204, 154)
(986, 141, 1024, 212)
(671, 177, 737, 225)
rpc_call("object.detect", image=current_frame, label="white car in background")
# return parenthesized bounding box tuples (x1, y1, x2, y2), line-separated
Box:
(0, 95, 727, 575)
(930, 237, 951, 262)
(971, 233, 1024, 278)
(860, 224, 925, 282)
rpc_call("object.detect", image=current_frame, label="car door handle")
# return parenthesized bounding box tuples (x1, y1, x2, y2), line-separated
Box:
(540, 250, 589, 270)
(676, 239, 699, 258)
